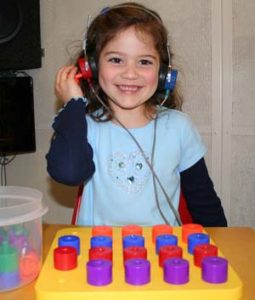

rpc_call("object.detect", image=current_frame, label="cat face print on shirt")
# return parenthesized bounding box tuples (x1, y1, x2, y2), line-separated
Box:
(108, 151, 150, 193)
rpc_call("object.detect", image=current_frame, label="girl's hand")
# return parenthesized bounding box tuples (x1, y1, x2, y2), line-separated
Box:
(55, 65, 84, 103)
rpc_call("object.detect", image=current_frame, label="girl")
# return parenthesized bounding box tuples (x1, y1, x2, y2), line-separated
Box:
(46, 2, 227, 227)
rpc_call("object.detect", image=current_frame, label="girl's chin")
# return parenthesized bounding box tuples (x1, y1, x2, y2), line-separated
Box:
(109, 100, 145, 111)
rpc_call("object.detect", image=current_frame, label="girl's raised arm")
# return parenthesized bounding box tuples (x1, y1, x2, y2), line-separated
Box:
(46, 69, 95, 186)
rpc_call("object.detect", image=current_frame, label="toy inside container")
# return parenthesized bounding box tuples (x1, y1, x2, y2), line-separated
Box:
(0, 186, 48, 292)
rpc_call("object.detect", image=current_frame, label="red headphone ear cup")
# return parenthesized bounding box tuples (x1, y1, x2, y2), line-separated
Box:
(77, 57, 93, 79)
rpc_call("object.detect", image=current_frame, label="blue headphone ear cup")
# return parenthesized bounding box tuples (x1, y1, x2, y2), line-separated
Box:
(164, 69, 178, 91)
(158, 64, 168, 91)
(157, 64, 178, 92)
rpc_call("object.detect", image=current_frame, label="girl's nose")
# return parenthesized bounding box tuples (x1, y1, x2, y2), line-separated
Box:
(121, 62, 138, 79)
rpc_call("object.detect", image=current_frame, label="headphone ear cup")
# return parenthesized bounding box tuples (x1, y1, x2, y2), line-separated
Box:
(77, 56, 98, 80)
(164, 69, 178, 91)
(87, 55, 98, 79)
(158, 64, 168, 91)
(77, 57, 93, 79)
(157, 64, 178, 92)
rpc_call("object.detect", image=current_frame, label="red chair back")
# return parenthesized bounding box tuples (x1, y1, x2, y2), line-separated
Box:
(178, 191, 193, 224)
(71, 185, 83, 225)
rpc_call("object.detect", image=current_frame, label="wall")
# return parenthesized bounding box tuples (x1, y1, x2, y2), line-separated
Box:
(230, 0, 255, 225)
(5, 0, 255, 226)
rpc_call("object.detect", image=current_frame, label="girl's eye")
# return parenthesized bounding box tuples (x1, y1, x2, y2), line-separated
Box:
(140, 59, 153, 65)
(108, 57, 122, 64)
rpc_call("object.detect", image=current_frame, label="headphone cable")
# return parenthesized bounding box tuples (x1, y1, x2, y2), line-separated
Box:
(150, 115, 177, 225)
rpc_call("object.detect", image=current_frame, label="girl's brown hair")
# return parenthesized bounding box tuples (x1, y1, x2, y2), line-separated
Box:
(76, 2, 183, 120)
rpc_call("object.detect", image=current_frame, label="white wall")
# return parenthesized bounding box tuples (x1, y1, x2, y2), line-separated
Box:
(5, 0, 255, 226)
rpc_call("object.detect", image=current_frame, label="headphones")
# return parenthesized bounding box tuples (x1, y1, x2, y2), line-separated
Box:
(76, 4, 178, 93)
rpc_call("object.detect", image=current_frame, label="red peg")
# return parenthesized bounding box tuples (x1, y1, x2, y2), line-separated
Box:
(89, 246, 113, 262)
(194, 244, 218, 267)
(123, 246, 147, 262)
(54, 246, 77, 270)
(159, 245, 183, 267)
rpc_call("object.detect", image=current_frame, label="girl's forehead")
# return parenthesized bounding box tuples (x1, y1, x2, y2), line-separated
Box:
(117, 26, 153, 42)
(103, 26, 157, 53)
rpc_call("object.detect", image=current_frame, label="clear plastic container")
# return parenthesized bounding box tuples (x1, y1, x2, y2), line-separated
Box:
(0, 186, 48, 292)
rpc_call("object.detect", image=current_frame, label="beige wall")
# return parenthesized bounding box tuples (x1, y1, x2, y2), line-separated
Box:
(5, 0, 255, 226)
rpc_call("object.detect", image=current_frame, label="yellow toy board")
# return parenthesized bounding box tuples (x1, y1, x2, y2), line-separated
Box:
(35, 227, 243, 300)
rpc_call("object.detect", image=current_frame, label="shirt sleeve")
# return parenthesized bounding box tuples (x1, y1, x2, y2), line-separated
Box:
(45, 97, 95, 186)
(180, 158, 228, 227)
(178, 115, 207, 172)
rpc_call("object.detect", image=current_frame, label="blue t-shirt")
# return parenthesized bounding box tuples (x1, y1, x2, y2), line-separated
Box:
(77, 108, 206, 226)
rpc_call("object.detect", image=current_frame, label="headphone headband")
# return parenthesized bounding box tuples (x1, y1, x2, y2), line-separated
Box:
(84, 4, 166, 55)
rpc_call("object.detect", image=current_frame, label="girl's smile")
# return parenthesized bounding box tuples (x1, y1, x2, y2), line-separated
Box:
(98, 26, 160, 121)
(117, 85, 142, 93)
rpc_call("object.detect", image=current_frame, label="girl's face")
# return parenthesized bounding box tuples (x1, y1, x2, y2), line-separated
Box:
(98, 26, 160, 114)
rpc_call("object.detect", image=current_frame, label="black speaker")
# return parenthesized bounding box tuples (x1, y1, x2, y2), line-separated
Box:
(0, 0, 42, 70)
(0, 72, 36, 155)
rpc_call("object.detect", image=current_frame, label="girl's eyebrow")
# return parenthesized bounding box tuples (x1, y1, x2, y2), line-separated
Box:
(103, 51, 158, 60)
(103, 51, 122, 56)
(139, 54, 158, 60)
(102, 51, 124, 57)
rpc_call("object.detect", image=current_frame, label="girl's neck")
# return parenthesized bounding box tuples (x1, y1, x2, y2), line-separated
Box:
(111, 105, 156, 129)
